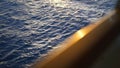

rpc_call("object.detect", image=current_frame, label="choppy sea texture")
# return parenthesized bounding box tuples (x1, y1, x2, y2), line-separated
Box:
(0, 0, 117, 68)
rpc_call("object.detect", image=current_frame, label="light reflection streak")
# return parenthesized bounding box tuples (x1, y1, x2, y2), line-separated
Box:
(48, 0, 69, 8)
(76, 30, 86, 38)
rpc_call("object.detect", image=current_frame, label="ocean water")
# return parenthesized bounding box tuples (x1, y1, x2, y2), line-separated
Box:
(0, 0, 117, 68)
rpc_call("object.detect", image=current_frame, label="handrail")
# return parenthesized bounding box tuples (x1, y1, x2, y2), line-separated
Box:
(33, 1, 120, 68)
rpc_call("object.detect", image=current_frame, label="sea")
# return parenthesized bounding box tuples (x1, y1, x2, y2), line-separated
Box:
(0, 0, 118, 68)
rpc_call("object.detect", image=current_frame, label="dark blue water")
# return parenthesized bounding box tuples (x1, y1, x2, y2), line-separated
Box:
(0, 0, 117, 68)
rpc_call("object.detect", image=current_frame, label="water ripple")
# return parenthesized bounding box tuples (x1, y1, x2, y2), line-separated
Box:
(0, 0, 117, 68)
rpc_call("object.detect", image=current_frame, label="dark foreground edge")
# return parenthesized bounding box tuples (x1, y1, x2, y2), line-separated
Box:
(32, 5, 120, 68)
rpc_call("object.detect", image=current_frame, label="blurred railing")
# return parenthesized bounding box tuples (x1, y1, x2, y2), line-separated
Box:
(33, 1, 120, 68)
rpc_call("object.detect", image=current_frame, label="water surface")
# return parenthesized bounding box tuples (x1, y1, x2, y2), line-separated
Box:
(0, 0, 117, 68)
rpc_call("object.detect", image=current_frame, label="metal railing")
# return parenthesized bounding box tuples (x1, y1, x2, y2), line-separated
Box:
(33, 1, 120, 68)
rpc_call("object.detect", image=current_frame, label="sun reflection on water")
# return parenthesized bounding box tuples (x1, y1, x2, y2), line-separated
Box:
(49, 0, 69, 8)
